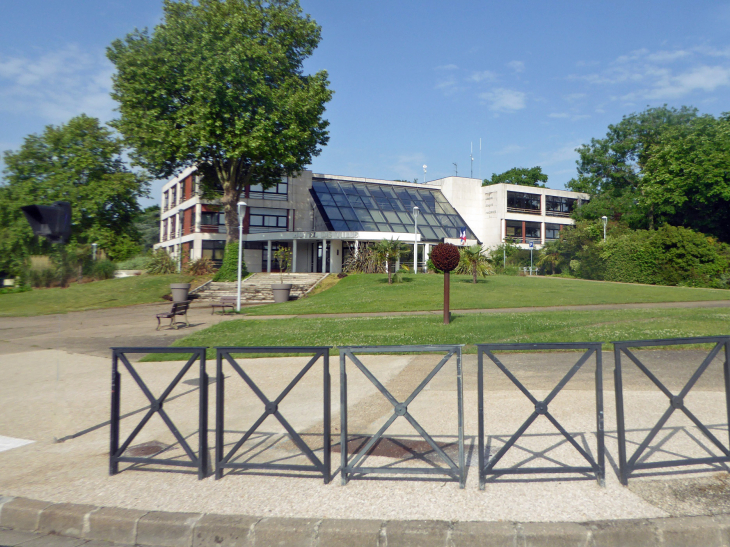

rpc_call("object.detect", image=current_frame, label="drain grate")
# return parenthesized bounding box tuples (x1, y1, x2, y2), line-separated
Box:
(123, 440, 169, 457)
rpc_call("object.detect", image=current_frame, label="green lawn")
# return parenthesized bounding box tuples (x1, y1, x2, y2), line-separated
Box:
(0, 274, 193, 317)
(244, 273, 730, 315)
(146, 306, 730, 360)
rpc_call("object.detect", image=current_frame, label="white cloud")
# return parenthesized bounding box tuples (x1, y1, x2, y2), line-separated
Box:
(390, 152, 426, 181)
(563, 93, 587, 102)
(494, 144, 524, 155)
(468, 70, 497, 82)
(548, 112, 570, 118)
(645, 65, 730, 98)
(507, 60, 525, 73)
(479, 88, 526, 112)
(435, 64, 459, 70)
(548, 112, 590, 121)
(0, 45, 116, 124)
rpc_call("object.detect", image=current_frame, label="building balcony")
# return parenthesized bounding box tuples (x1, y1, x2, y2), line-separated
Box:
(506, 206, 542, 215)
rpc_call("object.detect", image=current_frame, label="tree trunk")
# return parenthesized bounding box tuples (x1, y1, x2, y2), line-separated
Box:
(387, 259, 393, 284)
(216, 159, 250, 244)
(472, 263, 477, 283)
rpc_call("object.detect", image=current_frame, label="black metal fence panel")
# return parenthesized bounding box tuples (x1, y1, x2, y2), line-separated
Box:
(613, 336, 730, 485)
(339, 345, 465, 488)
(214, 347, 332, 483)
(477, 343, 605, 489)
(109, 347, 208, 480)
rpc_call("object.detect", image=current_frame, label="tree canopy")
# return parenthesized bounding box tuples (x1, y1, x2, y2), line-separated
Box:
(107, 0, 333, 242)
(567, 105, 730, 242)
(0, 114, 148, 274)
(483, 166, 547, 187)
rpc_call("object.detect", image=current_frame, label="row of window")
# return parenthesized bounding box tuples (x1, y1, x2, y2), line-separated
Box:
(248, 178, 288, 200)
(505, 221, 566, 241)
(506, 191, 581, 216)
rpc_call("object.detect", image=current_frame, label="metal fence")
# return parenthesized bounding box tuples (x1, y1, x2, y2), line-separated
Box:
(614, 336, 730, 485)
(477, 343, 605, 488)
(339, 345, 465, 488)
(109, 347, 208, 480)
(214, 346, 332, 483)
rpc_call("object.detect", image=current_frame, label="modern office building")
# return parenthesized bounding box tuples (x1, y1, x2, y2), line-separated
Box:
(156, 168, 588, 274)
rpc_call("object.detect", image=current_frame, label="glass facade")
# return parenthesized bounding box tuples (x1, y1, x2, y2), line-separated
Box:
(507, 191, 541, 214)
(310, 179, 476, 242)
(546, 195, 576, 217)
(545, 223, 561, 240)
(249, 177, 288, 200)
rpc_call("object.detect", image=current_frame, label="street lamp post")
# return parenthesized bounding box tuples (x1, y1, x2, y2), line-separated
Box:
(423, 164, 427, 184)
(236, 201, 247, 312)
(413, 206, 419, 274)
(601, 216, 608, 241)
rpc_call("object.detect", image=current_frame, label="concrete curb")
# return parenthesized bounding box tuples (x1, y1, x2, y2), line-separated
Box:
(2, 495, 730, 546)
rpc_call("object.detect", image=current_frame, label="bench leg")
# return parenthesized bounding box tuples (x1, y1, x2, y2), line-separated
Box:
(156, 317, 161, 331)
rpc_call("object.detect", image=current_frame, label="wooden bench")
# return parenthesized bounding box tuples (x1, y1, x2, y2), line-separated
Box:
(156, 301, 190, 330)
(211, 295, 237, 314)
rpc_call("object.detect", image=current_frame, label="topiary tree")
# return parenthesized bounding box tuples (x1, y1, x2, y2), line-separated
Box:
(429, 243, 460, 324)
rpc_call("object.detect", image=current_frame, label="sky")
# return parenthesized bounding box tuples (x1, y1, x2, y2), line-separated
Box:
(1, 0, 729, 206)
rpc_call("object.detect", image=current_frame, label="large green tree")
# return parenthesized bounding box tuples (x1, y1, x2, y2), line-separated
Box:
(483, 166, 547, 187)
(107, 0, 333, 242)
(567, 105, 699, 229)
(0, 114, 148, 274)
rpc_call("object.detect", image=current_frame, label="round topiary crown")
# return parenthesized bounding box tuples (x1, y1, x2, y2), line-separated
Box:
(430, 243, 460, 272)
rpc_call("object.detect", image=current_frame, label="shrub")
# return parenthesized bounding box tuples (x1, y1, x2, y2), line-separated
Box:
(343, 244, 384, 274)
(117, 255, 153, 270)
(213, 243, 248, 282)
(186, 257, 215, 276)
(92, 259, 117, 280)
(147, 249, 178, 274)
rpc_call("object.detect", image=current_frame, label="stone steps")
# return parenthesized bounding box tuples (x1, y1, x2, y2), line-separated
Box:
(194, 273, 328, 303)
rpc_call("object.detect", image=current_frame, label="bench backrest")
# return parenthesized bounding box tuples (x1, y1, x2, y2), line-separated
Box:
(220, 296, 237, 304)
(171, 301, 190, 313)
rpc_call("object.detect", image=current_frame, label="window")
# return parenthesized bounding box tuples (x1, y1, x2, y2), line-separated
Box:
(202, 240, 225, 264)
(545, 223, 561, 240)
(505, 220, 522, 242)
(163, 191, 169, 212)
(525, 222, 541, 240)
(170, 186, 177, 207)
(507, 191, 541, 214)
(249, 177, 288, 200)
(546, 196, 576, 217)
(248, 207, 288, 233)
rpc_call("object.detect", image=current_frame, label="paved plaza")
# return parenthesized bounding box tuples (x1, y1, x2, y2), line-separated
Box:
(0, 302, 729, 545)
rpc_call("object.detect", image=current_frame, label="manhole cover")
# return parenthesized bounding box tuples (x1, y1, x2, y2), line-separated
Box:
(123, 441, 169, 457)
(332, 436, 456, 459)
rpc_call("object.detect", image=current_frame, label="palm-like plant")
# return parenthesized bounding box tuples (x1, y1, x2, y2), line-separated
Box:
(455, 244, 494, 283)
(537, 241, 562, 275)
(375, 238, 410, 284)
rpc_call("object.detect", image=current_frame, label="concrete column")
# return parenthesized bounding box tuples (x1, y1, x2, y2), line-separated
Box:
(321, 239, 327, 273)
(267, 241, 272, 273)
(330, 240, 342, 273)
(292, 240, 297, 273)
(194, 203, 202, 233)
(354, 241, 359, 258)
(424, 243, 430, 273)
(541, 222, 545, 244)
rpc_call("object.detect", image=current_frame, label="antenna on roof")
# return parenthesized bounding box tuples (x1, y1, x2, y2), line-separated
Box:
(453, 162, 457, 177)
(479, 138, 482, 181)
(470, 142, 474, 178)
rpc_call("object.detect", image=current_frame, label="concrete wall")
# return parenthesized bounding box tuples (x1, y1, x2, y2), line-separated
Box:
(425, 177, 485, 244)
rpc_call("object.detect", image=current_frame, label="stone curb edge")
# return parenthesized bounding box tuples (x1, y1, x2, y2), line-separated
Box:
(1, 494, 730, 546)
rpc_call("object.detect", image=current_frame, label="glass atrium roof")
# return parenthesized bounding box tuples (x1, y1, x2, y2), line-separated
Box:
(310, 179, 477, 242)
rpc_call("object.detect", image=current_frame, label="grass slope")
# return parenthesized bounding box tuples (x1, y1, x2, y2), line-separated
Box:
(0, 274, 192, 317)
(245, 273, 730, 316)
(146, 306, 730, 360)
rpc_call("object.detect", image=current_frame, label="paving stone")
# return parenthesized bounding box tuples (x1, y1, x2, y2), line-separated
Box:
(450, 521, 515, 546)
(86, 506, 148, 545)
(317, 518, 382, 547)
(656, 516, 724, 547)
(521, 522, 589, 547)
(0, 528, 43, 546)
(252, 517, 318, 547)
(136, 511, 203, 547)
(38, 502, 98, 537)
(713, 513, 730, 547)
(0, 498, 54, 532)
(83, 541, 135, 547)
(192, 513, 258, 547)
(589, 518, 659, 547)
(384, 519, 450, 547)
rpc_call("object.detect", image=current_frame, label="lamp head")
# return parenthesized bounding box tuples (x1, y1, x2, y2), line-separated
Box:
(413, 206, 419, 216)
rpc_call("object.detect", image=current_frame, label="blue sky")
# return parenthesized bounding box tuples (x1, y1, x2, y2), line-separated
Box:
(1, 1, 729, 205)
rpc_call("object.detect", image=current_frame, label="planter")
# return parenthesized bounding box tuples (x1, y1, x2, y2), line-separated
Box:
(170, 283, 191, 302)
(271, 283, 292, 303)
